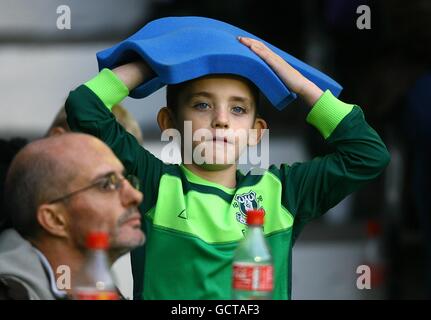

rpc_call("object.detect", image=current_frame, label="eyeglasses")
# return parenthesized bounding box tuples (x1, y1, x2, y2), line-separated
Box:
(48, 172, 140, 204)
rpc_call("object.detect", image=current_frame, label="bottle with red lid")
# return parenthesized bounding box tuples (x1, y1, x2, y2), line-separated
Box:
(232, 209, 273, 300)
(72, 231, 120, 300)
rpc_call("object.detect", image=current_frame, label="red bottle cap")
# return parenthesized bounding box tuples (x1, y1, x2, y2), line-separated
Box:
(86, 231, 109, 250)
(246, 209, 265, 225)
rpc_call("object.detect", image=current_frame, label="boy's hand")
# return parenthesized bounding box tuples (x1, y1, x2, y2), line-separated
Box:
(112, 61, 154, 92)
(238, 36, 323, 107)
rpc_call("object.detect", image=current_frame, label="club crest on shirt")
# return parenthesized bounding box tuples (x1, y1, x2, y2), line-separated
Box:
(233, 190, 264, 225)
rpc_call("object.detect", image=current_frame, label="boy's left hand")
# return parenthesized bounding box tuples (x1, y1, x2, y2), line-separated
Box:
(238, 36, 323, 107)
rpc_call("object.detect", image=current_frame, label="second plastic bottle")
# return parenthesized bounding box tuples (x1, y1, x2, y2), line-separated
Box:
(232, 209, 273, 300)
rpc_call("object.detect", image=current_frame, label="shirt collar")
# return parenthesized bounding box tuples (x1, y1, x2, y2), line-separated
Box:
(33, 247, 69, 299)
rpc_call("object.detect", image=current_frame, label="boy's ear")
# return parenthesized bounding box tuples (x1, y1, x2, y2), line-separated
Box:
(248, 117, 268, 146)
(36, 204, 68, 238)
(157, 107, 176, 131)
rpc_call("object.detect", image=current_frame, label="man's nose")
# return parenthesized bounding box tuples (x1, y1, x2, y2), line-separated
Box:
(121, 178, 143, 207)
(211, 107, 229, 129)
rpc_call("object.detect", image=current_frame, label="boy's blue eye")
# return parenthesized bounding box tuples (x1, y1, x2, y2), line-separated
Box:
(232, 106, 246, 114)
(194, 102, 210, 110)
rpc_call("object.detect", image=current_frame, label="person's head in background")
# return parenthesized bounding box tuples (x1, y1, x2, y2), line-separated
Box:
(157, 74, 267, 172)
(4, 133, 145, 280)
(46, 104, 144, 145)
(0, 104, 143, 234)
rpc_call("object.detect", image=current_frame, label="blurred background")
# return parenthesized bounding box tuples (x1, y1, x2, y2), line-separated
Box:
(1, 0, 430, 299)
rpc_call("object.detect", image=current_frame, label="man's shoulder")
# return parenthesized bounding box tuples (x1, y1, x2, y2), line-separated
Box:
(0, 229, 29, 252)
(0, 229, 40, 278)
(0, 276, 31, 300)
(0, 230, 37, 300)
(0, 229, 53, 300)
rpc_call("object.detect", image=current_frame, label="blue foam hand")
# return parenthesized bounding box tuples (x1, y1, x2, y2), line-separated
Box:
(97, 16, 342, 110)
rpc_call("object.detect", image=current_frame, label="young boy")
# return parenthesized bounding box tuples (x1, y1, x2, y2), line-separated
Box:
(65, 36, 390, 299)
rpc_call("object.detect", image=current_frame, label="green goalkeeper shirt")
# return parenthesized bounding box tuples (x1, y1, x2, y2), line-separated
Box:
(65, 69, 390, 300)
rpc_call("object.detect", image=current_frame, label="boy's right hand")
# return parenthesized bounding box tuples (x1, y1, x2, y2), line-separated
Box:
(112, 61, 155, 91)
(238, 36, 323, 107)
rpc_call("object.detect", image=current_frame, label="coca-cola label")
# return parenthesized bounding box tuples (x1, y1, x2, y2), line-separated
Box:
(74, 290, 119, 300)
(233, 263, 273, 291)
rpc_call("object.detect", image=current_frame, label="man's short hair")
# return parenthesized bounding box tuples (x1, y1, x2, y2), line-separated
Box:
(4, 145, 72, 238)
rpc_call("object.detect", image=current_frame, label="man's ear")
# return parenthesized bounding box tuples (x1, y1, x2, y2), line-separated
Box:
(36, 204, 68, 238)
(157, 107, 177, 131)
(248, 117, 268, 146)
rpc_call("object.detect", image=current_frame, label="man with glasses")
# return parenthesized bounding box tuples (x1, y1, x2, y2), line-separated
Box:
(0, 133, 144, 299)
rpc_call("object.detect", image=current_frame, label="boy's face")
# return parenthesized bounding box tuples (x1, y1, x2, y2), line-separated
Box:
(169, 75, 266, 169)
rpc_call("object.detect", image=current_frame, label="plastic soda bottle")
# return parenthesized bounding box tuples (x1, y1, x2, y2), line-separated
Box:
(72, 231, 120, 300)
(232, 209, 273, 300)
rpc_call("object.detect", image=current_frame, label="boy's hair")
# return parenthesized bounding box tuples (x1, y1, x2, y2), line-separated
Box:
(166, 75, 261, 118)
